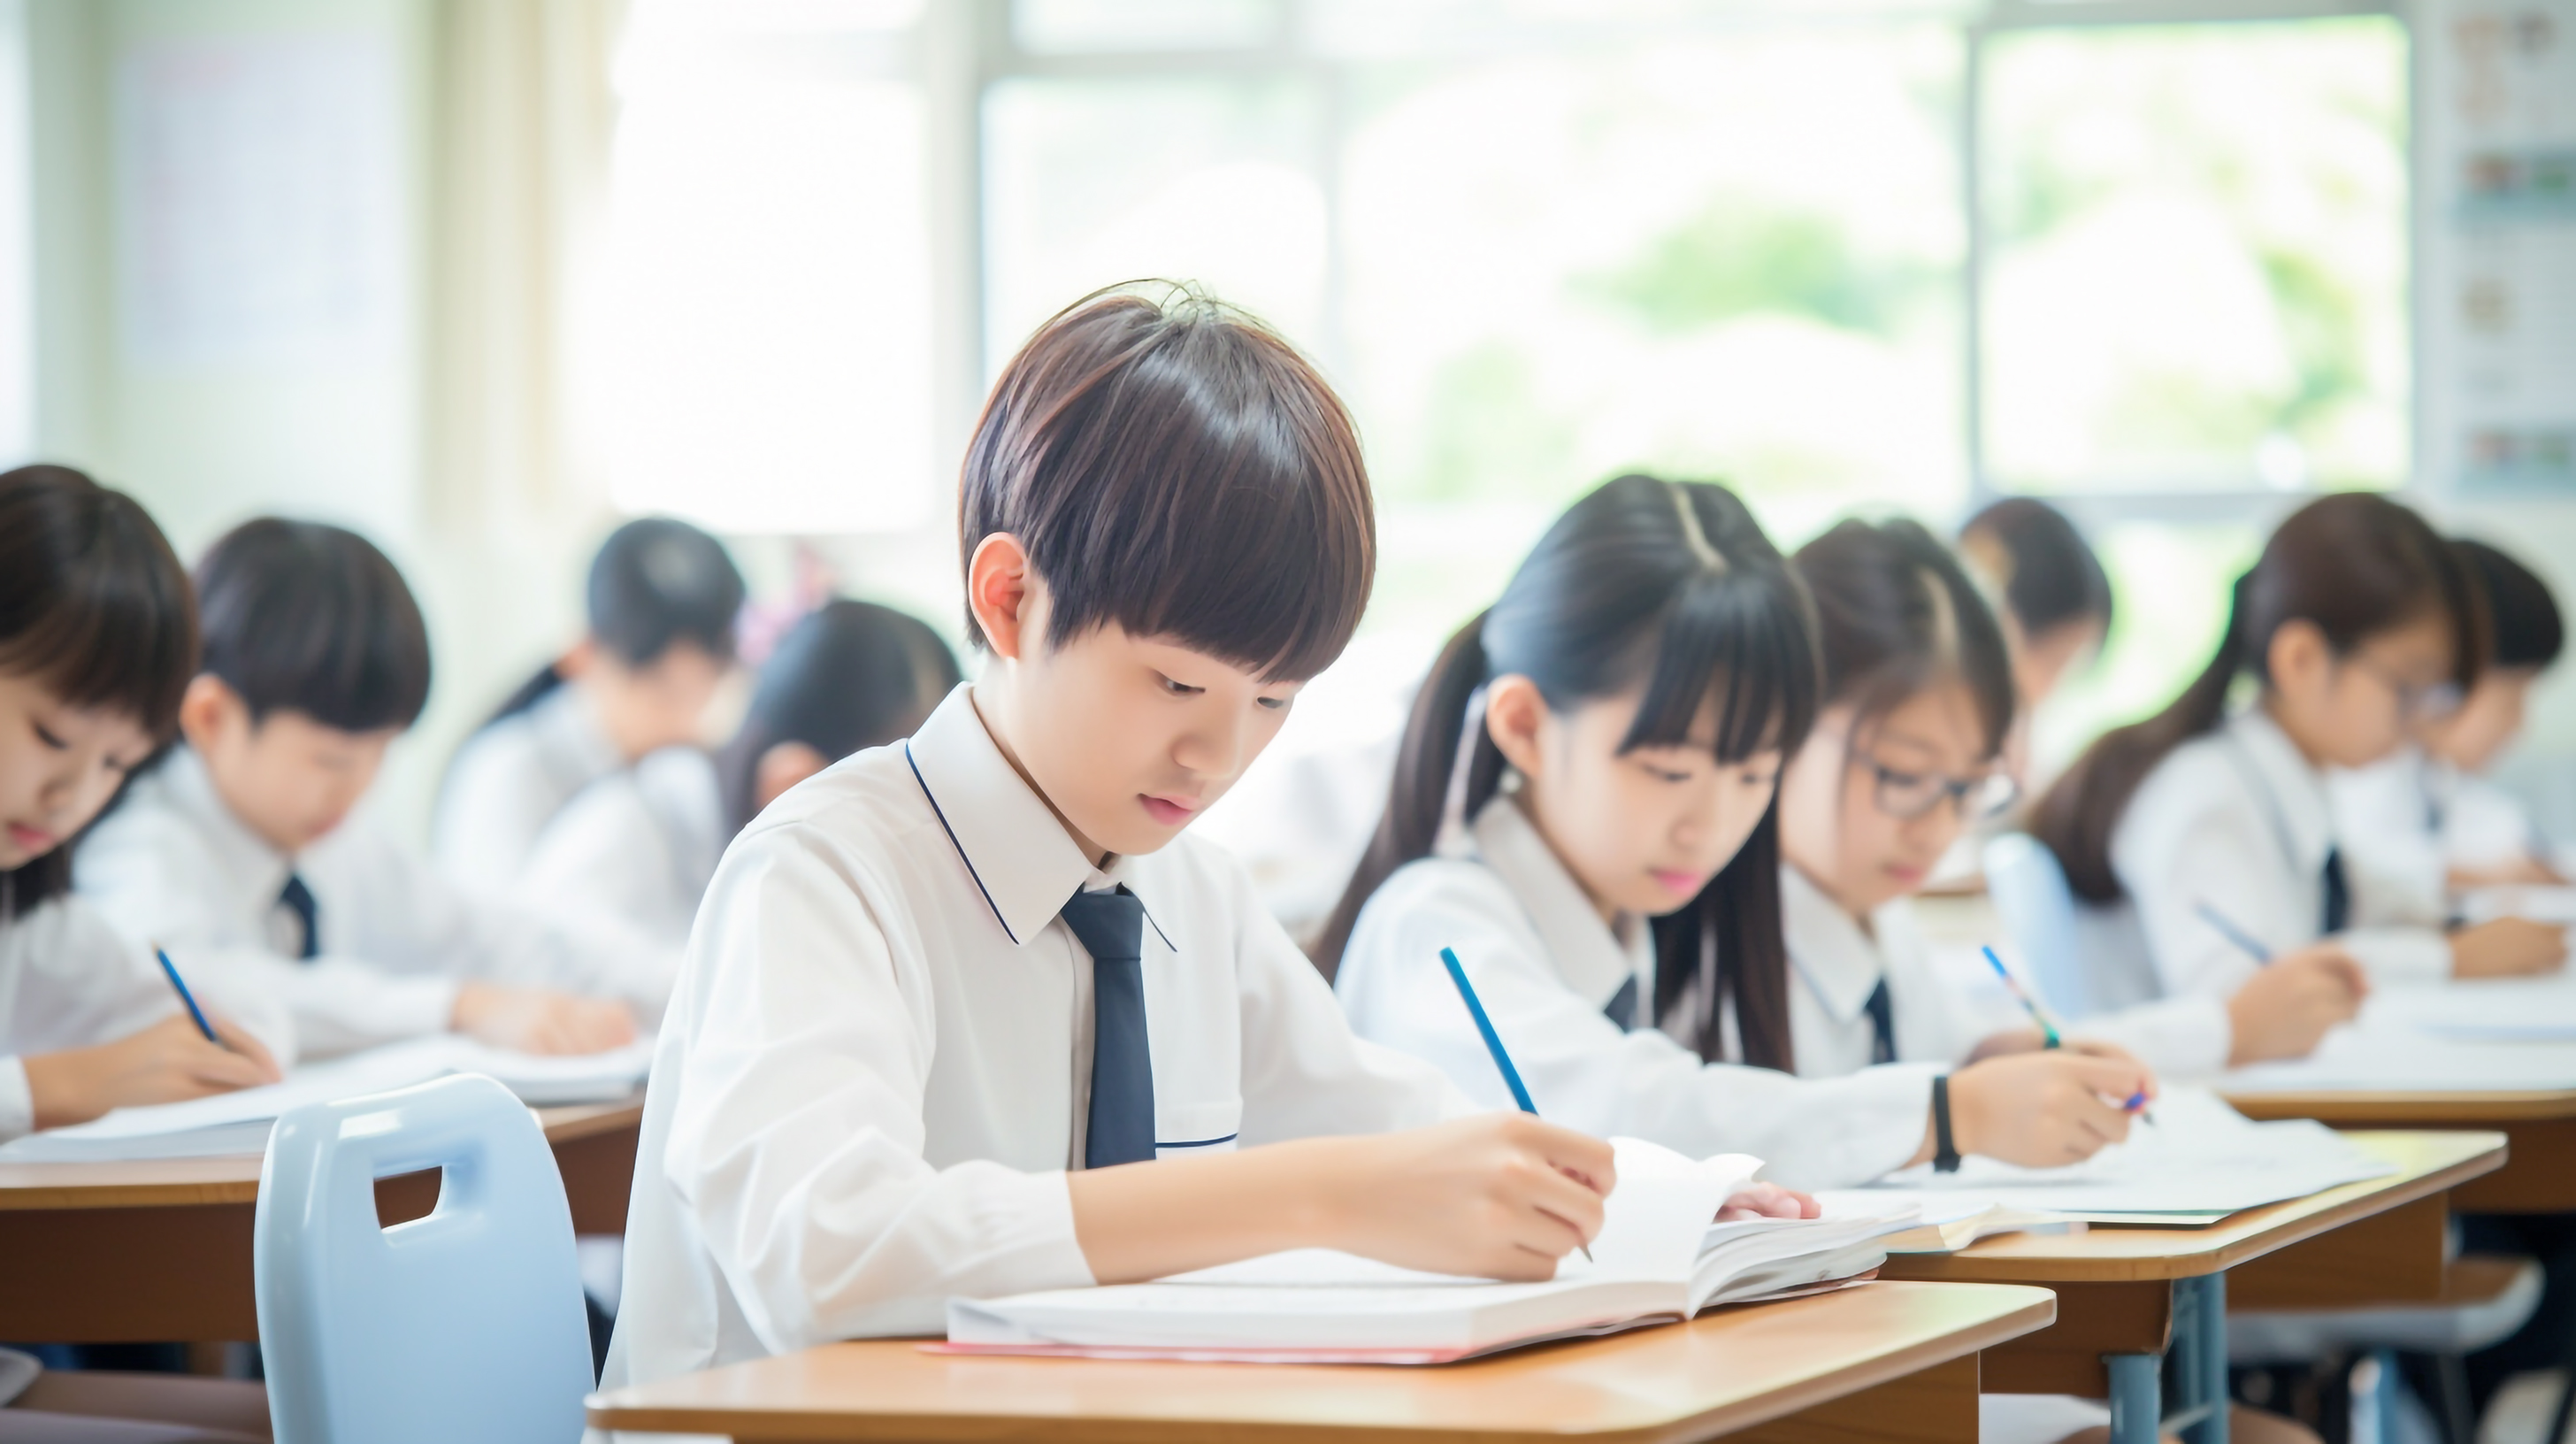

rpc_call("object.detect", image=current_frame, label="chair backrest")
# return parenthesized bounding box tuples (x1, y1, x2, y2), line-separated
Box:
(256, 1072, 594, 1444)
(1982, 832, 2097, 1020)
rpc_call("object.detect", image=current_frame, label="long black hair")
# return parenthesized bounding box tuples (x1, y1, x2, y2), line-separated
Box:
(1796, 518, 2017, 761)
(1315, 473, 1821, 1071)
(2034, 492, 2478, 902)
(0, 465, 198, 912)
(483, 517, 747, 726)
(715, 600, 962, 833)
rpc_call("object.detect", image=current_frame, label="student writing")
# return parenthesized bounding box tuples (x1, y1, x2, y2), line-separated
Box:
(77, 519, 656, 1058)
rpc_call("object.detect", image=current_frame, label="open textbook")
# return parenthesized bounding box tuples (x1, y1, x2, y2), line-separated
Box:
(0, 1034, 656, 1163)
(1844, 1088, 2392, 1220)
(941, 1139, 1920, 1364)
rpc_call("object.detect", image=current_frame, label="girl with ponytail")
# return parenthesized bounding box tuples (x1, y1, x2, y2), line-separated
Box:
(1330, 475, 2124, 1191)
(2033, 492, 2561, 1028)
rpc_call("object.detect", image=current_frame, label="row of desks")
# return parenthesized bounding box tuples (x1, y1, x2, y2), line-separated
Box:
(4, 1087, 2565, 1442)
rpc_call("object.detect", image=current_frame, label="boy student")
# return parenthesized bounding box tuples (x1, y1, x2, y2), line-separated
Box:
(601, 288, 1787, 1392)
(77, 518, 657, 1061)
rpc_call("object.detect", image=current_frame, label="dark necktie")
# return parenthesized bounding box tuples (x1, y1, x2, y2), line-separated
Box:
(278, 873, 320, 962)
(1863, 979, 1897, 1065)
(1061, 886, 1154, 1170)
(1603, 976, 1639, 1033)
(2321, 849, 2351, 936)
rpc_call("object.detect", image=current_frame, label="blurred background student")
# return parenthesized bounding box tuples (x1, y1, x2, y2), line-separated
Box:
(1958, 497, 2114, 792)
(519, 599, 960, 949)
(434, 518, 746, 897)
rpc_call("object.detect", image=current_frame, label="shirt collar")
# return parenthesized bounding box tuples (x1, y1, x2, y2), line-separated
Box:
(158, 747, 295, 905)
(903, 683, 1113, 949)
(1780, 863, 1887, 1025)
(2227, 708, 2335, 875)
(1468, 795, 1644, 1010)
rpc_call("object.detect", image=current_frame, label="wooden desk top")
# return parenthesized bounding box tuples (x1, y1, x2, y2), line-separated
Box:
(0, 1095, 645, 1211)
(585, 1279, 2058, 1444)
(1882, 1130, 2503, 1286)
(2227, 1089, 2576, 1125)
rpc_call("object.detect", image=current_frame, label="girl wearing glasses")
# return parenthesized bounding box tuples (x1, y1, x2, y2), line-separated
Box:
(2034, 493, 2564, 1026)
(1320, 477, 2152, 1192)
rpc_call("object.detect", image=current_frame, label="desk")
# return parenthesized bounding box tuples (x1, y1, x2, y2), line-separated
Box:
(1878, 1131, 2504, 1444)
(2227, 1090, 2576, 1212)
(0, 1095, 643, 1342)
(586, 1279, 2057, 1444)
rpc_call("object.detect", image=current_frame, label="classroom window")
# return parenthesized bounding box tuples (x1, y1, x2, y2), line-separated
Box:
(1978, 17, 2411, 495)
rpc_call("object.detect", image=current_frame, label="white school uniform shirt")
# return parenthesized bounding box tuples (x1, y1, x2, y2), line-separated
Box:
(74, 749, 671, 1058)
(1780, 865, 2235, 1082)
(433, 685, 625, 897)
(2102, 709, 2450, 1005)
(600, 684, 1470, 1392)
(0, 891, 293, 1141)
(520, 747, 726, 949)
(2332, 747, 2549, 926)
(1335, 795, 1942, 1191)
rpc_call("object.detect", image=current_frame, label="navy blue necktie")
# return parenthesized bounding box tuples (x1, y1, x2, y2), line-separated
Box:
(278, 873, 320, 962)
(1863, 979, 1897, 1064)
(1603, 975, 1640, 1033)
(1062, 886, 1154, 1170)
(2321, 849, 2351, 936)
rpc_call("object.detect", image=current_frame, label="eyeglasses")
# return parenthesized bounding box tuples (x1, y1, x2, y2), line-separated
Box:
(2342, 652, 2465, 726)
(1859, 756, 2021, 822)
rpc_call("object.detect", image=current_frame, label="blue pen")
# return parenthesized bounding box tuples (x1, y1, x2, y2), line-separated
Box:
(1981, 946, 2061, 1049)
(153, 944, 224, 1048)
(1439, 947, 1591, 1260)
(2195, 901, 2274, 964)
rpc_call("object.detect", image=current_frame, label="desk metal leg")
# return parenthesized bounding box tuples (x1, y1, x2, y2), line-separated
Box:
(2109, 1354, 2163, 1444)
(2105, 1276, 2231, 1444)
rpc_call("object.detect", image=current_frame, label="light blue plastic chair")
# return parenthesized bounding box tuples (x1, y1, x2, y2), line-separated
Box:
(1982, 832, 2097, 1020)
(254, 1072, 594, 1444)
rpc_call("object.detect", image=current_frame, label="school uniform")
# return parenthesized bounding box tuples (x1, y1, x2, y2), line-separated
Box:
(433, 685, 624, 897)
(2332, 746, 2553, 926)
(2100, 709, 2450, 1006)
(73, 749, 671, 1059)
(0, 892, 290, 1142)
(521, 747, 726, 949)
(1337, 794, 1944, 1191)
(600, 684, 1470, 1391)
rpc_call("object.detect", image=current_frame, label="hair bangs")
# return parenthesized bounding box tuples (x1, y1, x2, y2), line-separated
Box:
(1621, 570, 1821, 764)
(0, 468, 196, 741)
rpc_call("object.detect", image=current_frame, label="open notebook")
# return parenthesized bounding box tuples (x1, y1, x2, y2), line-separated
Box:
(939, 1138, 1919, 1364)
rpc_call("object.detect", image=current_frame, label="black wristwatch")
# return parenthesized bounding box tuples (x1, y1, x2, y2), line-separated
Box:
(1930, 1075, 1962, 1173)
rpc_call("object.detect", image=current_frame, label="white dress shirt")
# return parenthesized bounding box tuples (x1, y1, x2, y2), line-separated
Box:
(522, 747, 726, 949)
(2104, 709, 2451, 1002)
(75, 749, 671, 1058)
(433, 685, 625, 897)
(2333, 747, 2549, 927)
(1336, 795, 1942, 1190)
(0, 892, 293, 1141)
(599, 685, 1469, 1394)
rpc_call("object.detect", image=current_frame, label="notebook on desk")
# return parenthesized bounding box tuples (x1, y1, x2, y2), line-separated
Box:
(938, 1139, 1920, 1364)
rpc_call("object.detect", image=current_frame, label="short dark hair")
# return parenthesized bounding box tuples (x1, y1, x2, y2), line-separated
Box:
(477, 516, 747, 729)
(196, 518, 433, 733)
(0, 465, 199, 910)
(959, 283, 1374, 683)
(1959, 496, 2113, 641)
(1798, 518, 2018, 760)
(2457, 539, 2562, 672)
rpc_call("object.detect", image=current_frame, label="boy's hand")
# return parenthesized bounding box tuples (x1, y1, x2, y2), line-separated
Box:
(1317, 1114, 1615, 1281)
(1940, 1050, 2156, 1169)
(2226, 946, 2367, 1064)
(1718, 1182, 1818, 1221)
(451, 982, 637, 1055)
(25, 1013, 283, 1130)
(2450, 918, 2569, 979)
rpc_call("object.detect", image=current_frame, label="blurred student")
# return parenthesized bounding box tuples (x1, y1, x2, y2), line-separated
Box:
(2334, 539, 2566, 922)
(1326, 476, 2149, 1191)
(2033, 494, 2566, 1012)
(434, 518, 745, 895)
(521, 600, 962, 947)
(1958, 497, 2112, 787)
(78, 519, 652, 1059)
(0, 465, 283, 1443)
(603, 288, 1675, 1393)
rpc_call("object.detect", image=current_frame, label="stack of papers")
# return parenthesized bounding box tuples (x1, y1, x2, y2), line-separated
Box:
(1812, 1194, 2082, 1251)
(944, 1139, 1922, 1364)
(1841, 1089, 2394, 1223)
(0, 1035, 656, 1163)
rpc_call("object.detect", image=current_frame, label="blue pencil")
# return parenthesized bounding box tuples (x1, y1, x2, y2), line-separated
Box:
(2194, 901, 2274, 964)
(1981, 946, 2061, 1049)
(153, 944, 223, 1046)
(1438, 947, 1589, 1260)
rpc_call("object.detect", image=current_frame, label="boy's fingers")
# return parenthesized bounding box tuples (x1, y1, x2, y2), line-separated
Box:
(2066, 1054, 2157, 1102)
